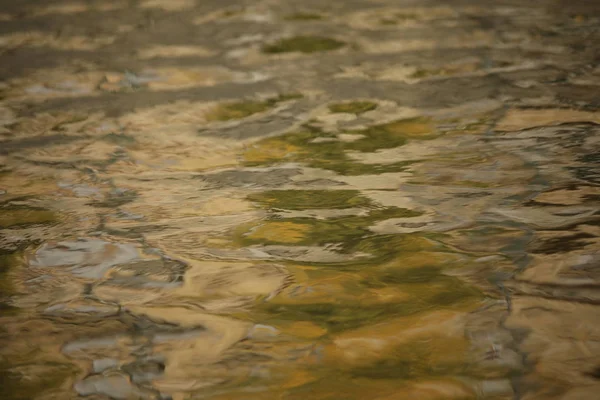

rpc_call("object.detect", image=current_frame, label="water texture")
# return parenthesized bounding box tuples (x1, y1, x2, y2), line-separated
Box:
(1, 0, 599, 399)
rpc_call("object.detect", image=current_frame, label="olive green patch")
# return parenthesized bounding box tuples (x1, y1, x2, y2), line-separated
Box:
(0, 360, 78, 400)
(259, 275, 481, 333)
(206, 93, 303, 121)
(349, 234, 437, 265)
(341, 127, 407, 152)
(242, 189, 424, 250)
(349, 336, 468, 379)
(236, 206, 424, 251)
(0, 251, 21, 315)
(366, 207, 423, 219)
(206, 100, 273, 121)
(409, 63, 481, 80)
(0, 209, 57, 229)
(361, 265, 443, 287)
(263, 36, 345, 54)
(247, 190, 373, 210)
(246, 222, 312, 243)
(243, 119, 434, 175)
(284, 12, 324, 21)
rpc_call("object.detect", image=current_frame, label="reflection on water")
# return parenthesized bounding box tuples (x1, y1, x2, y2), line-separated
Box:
(1, 0, 600, 399)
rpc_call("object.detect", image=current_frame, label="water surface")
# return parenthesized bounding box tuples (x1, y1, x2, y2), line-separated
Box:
(1, 0, 600, 399)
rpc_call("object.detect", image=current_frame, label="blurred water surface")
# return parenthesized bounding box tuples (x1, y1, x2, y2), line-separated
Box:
(1, 0, 600, 399)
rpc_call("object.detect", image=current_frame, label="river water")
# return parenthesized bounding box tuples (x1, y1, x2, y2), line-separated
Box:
(1, 1, 599, 399)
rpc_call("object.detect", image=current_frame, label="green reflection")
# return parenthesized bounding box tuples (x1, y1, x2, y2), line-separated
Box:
(263, 36, 345, 54)
(247, 189, 373, 210)
(206, 93, 303, 121)
(0, 251, 20, 315)
(0, 208, 57, 229)
(349, 337, 467, 379)
(238, 207, 424, 250)
(243, 118, 436, 175)
(284, 13, 324, 21)
(260, 275, 481, 333)
(207, 100, 273, 121)
(0, 360, 77, 400)
(361, 265, 443, 286)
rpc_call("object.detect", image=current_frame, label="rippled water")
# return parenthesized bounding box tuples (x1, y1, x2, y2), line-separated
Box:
(1, 1, 600, 399)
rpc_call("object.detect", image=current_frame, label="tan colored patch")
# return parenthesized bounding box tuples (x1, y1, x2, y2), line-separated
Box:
(137, 45, 215, 59)
(173, 154, 239, 171)
(282, 321, 328, 339)
(337, 133, 366, 142)
(496, 108, 600, 131)
(359, 30, 494, 54)
(376, 65, 419, 82)
(382, 118, 435, 138)
(0, 174, 61, 197)
(29, 1, 127, 15)
(176, 260, 289, 299)
(95, 2, 128, 12)
(6, 69, 107, 100)
(192, 7, 244, 24)
(99, 67, 262, 92)
(279, 369, 316, 389)
(344, 7, 458, 30)
(27, 140, 118, 164)
(31, 2, 88, 15)
(144, 67, 237, 90)
(533, 186, 600, 205)
(270, 271, 376, 306)
(139, 0, 196, 11)
(197, 197, 252, 216)
(327, 310, 468, 366)
(505, 297, 600, 396)
(129, 305, 250, 339)
(116, 100, 246, 171)
(515, 232, 600, 286)
(378, 380, 475, 400)
(128, 306, 251, 394)
(93, 285, 163, 306)
(407, 61, 481, 81)
(361, 39, 438, 54)
(118, 100, 213, 128)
